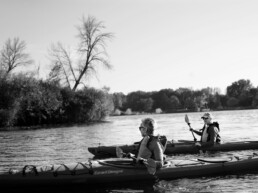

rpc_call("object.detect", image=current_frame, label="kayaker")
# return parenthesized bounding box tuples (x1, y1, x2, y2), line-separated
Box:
(135, 118, 165, 168)
(190, 112, 221, 149)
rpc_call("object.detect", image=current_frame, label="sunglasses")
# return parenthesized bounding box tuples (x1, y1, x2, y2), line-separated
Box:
(202, 117, 209, 120)
(139, 126, 146, 131)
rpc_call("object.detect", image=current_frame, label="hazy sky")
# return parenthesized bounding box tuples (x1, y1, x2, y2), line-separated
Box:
(1, 0, 258, 94)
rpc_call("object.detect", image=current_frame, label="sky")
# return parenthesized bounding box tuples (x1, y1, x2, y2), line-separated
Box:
(1, 0, 258, 94)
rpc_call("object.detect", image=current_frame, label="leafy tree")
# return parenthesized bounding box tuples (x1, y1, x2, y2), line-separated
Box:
(238, 91, 253, 107)
(85, 88, 114, 120)
(11, 77, 63, 126)
(57, 87, 113, 123)
(0, 38, 33, 78)
(126, 91, 148, 111)
(185, 97, 198, 110)
(0, 74, 30, 126)
(227, 79, 253, 98)
(169, 95, 180, 110)
(152, 92, 170, 111)
(206, 93, 222, 109)
(0, 73, 113, 127)
(48, 16, 113, 91)
(113, 92, 126, 110)
(252, 89, 258, 108)
(201, 87, 221, 96)
(219, 94, 228, 108)
(192, 90, 208, 109)
(227, 97, 239, 107)
(175, 88, 193, 108)
(226, 79, 254, 107)
(139, 98, 154, 112)
(152, 89, 177, 111)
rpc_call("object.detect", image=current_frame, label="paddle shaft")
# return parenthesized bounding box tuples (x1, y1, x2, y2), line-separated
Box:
(187, 122, 197, 142)
(122, 153, 155, 168)
(187, 122, 204, 154)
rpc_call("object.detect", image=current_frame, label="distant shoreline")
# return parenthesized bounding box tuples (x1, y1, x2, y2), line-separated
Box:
(1, 108, 257, 132)
(0, 120, 111, 132)
(111, 107, 257, 116)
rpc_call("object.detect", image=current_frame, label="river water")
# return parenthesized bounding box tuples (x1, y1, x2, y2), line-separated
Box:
(1, 109, 258, 192)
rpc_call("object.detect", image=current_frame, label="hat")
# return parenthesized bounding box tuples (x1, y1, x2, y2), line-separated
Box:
(201, 112, 213, 119)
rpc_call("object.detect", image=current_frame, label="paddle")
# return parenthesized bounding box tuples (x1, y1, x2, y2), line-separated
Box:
(185, 115, 204, 154)
(115, 146, 157, 175)
(177, 139, 195, 144)
(185, 114, 197, 142)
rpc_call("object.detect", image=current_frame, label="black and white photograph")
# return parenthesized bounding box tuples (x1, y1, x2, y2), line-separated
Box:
(1, 0, 258, 192)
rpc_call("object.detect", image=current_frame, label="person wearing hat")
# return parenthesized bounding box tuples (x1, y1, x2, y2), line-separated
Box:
(190, 112, 221, 149)
(135, 118, 165, 169)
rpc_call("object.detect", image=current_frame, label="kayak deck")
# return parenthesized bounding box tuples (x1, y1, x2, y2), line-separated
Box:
(1, 154, 258, 187)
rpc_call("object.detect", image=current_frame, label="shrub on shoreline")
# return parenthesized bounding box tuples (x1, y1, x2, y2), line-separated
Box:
(0, 75, 113, 128)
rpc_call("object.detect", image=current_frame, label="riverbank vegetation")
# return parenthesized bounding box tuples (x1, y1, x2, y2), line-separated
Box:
(0, 75, 114, 128)
(1, 74, 257, 129)
(112, 79, 258, 115)
(1, 15, 258, 129)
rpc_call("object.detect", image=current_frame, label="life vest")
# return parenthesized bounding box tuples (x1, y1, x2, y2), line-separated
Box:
(147, 135, 167, 152)
(136, 135, 167, 158)
(201, 122, 221, 143)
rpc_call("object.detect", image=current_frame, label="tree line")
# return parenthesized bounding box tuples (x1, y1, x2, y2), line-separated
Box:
(1, 75, 257, 128)
(1, 16, 258, 128)
(112, 79, 258, 115)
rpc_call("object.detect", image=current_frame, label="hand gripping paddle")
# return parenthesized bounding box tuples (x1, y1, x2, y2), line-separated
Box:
(115, 146, 156, 175)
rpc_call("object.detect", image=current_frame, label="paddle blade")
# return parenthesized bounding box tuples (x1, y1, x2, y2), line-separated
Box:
(185, 114, 190, 124)
(116, 146, 124, 158)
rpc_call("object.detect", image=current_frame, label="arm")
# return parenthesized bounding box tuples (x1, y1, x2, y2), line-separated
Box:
(151, 141, 164, 168)
(190, 128, 202, 136)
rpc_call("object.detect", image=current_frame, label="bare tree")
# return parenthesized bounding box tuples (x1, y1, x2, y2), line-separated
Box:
(0, 37, 33, 77)
(48, 16, 114, 91)
(48, 42, 74, 89)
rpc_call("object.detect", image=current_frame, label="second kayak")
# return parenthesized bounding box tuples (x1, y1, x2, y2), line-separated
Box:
(88, 140, 258, 158)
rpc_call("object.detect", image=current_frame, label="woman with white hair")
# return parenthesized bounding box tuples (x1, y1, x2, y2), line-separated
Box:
(136, 118, 165, 168)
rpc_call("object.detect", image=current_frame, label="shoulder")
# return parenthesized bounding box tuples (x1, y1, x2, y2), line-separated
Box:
(209, 122, 219, 128)
(148, 137, 158, 145)
(208, 124, 219, 133)
(150, 136, 163, 144)
(212, 122, 219, 128)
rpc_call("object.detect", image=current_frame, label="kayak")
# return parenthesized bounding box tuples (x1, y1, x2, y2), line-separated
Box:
(0, 154, 258, 187)
(88, 140, 258, 158)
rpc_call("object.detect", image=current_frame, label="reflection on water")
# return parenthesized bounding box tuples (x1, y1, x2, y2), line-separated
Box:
(0, 109, 258, 192)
